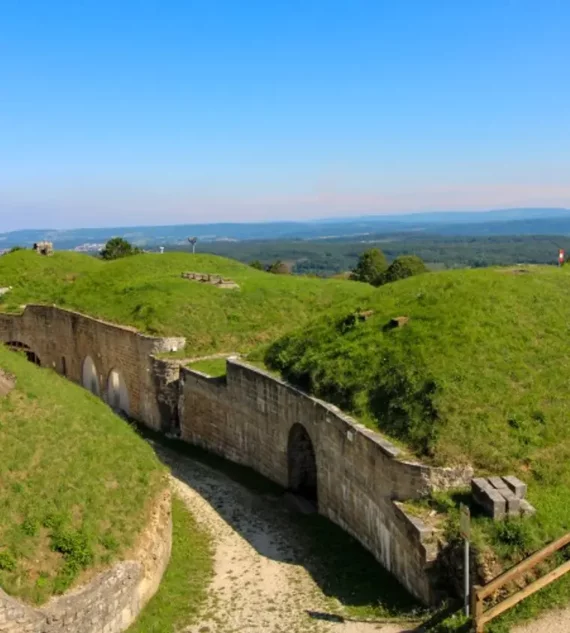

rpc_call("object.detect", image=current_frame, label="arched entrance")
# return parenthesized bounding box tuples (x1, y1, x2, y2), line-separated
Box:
(107, 369, 130, 416)
(82, 356, 100, 396)
(5, 341, 41, 365)
(287, 423, 318, 505)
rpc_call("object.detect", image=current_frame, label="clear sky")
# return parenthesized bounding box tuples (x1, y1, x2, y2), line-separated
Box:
(1, 0, 569, 230)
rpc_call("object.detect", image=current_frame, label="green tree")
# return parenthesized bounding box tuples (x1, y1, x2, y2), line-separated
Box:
(375, 255, 427, 286)
(8, 246, 24, 253)
(350, 248, 387, 283)
(100, 237, 141, 261)
(249, 260, 264, 270)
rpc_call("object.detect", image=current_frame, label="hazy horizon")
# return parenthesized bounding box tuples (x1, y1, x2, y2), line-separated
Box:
(2, 1, 569, 231)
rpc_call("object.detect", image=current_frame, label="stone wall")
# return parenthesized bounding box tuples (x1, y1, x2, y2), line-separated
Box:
(0, 305, 185, 431)
(0, 305, 473, 605)
(180, 359, 472, 603)
(0, 488, 172, 633)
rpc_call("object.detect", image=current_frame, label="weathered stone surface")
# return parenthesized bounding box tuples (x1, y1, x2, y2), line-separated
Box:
(179, 358, 472, 605)
(503, 475, 527, 499)
(0, 305, 185, 431)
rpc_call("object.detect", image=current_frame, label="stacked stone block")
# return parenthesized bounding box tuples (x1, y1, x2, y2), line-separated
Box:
(472, 475, 535, 520)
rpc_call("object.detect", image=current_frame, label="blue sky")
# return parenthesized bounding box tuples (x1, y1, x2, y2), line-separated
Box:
(1, 0, 569, 230)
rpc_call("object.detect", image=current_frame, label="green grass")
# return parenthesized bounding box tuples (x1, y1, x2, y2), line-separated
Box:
(0, 250, 375, 355)
(0, 346, 165, 604)
(264, 264, 570, 621)
(127, 495, 213, 633)
(187, 357, 228, 377)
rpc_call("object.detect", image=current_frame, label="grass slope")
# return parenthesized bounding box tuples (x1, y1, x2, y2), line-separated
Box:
(127, 495, 213, 633)
(0, 346, 165, 604)
(0, 250, 375, 355)
(265, 266, 570, 578)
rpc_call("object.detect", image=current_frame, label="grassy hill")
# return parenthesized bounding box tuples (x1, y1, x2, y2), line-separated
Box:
(0, 345, 165, 604)
(264, 264, 570, 594)
(0, 250, 375, 355)
(265, 265, 570, 473)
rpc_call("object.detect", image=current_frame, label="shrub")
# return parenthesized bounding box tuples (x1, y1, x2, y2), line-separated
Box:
(100, 237, 141, 260)
(0, 551, 16, 571)
(350, 248, 387, 283)
(50, 528, 94, 570)
(375, 255, 428, 286)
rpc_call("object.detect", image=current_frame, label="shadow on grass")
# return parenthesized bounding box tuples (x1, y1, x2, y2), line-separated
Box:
(133, 423, 437, 622)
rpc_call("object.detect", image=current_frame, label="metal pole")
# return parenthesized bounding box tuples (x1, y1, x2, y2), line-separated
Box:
(465, 538, 470, 616)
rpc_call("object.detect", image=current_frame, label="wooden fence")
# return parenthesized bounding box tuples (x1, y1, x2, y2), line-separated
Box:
(472, 532, 570, 632)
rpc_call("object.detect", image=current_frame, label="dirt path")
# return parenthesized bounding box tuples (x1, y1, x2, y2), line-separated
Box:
(158, 446, 416, 633)
(512, 610, 570, 633)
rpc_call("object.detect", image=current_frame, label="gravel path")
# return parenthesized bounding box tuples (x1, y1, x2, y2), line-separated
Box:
(156, 445, 416, 633)
(512, 610, 570, 633)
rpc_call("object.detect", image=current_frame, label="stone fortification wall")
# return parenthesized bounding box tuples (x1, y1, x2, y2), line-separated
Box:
(0, 305, 472, 605)
(0, 305, 184, 431)
(180, 359, 471, 603)
(0, 488, 172, 633)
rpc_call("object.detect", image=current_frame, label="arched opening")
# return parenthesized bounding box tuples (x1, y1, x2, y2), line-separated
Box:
(107, 369, 130, 416)
(82, 356, 100, 396)
(287, 423, 318, 506)
(5, 341, 41, 366)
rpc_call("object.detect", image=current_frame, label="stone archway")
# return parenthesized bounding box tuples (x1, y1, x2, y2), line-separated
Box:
(107, 369, 130, 416)
(82, 356, 100, 396)
(5, 341, 41, 366)
(287, 423, 318, 505)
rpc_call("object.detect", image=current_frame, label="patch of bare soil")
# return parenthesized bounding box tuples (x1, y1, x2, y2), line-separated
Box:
(0, 369, 15, 397)
(157, 446, 415, 633)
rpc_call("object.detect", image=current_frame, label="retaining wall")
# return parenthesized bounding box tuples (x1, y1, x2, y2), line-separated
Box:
(0, 305, 184, 431)
(0, 305, 473, 605)
(0, 488, 172, 633)
(180, 359, 471, 602)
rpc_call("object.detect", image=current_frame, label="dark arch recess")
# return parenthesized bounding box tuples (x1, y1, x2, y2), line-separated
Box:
(4, 341, 41, 366)
(287, 423, 318, 506)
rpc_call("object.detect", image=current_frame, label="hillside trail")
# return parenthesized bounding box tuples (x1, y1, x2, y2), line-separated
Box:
(156, 444, 417, 633)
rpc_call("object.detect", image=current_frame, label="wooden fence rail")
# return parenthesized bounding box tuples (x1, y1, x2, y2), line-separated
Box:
(472, 532, 570, 632)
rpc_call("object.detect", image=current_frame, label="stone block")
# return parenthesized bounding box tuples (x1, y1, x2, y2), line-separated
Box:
(520, 499, 537, 517)
(502, 475, 527, 499)
(472, 478, 507, 519)
(488, 476, 508, 490)
(500, 488, 521, 516)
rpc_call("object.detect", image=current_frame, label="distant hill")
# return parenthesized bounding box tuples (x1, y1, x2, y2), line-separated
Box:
(2, 207, 570, 249)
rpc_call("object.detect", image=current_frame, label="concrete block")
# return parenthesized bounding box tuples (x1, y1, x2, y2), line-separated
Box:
(489, 476, 508, 490)
(520, 499, 537, 517)
(503, 475, 527, 499)
(472, 478, 507, 519)
(500, 488, 521, 516)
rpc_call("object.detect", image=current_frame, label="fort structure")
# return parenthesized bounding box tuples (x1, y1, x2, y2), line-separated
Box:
(0, 304, 475, 608)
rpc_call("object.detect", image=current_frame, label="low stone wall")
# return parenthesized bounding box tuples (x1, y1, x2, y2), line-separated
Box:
(0, 488, 172, 633)
(180, 359, 472, 603)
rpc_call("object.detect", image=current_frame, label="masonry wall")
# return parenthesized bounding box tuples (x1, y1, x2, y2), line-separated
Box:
(0, 305, 473, 605)
(180, 359, 472, 603)
(0, 305, 185, 431)
(0, 488, 172, 633)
